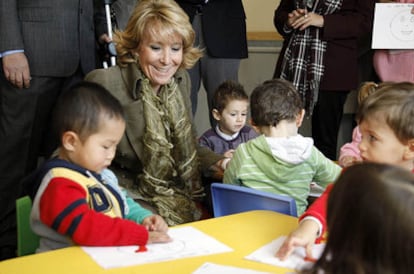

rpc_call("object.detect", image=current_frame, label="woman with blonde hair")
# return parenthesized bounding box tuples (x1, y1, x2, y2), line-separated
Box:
(86, 0, 225, 225)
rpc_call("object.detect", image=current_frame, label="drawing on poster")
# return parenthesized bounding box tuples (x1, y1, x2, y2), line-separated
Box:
(390, 9, 414, 42)
(372, 3, 414, 49)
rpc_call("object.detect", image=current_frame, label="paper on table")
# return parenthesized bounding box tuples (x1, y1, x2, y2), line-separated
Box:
(245, 236, 325, 271)
(81, 226, 233, 269)
(372, 3, 414, 49)
(192, 262, 272, 274)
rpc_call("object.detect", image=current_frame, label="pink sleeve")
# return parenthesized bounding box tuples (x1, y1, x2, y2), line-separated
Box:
(338, 126, 362, 166)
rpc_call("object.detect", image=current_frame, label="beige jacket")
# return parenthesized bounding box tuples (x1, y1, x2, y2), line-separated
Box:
(85, 63, 223, 193)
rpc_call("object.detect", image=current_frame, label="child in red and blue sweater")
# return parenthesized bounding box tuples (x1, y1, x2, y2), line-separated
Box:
(29, 82, 171, 253)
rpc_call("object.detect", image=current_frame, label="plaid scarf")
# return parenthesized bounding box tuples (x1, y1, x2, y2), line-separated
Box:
(138, 77, 203, 225)
(279, 0, 343, 114)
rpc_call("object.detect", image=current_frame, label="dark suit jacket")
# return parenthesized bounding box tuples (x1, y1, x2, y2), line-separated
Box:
(274, 0, 375, 91)
(176, 0, 248, 59)
(0, 0, 104, 77)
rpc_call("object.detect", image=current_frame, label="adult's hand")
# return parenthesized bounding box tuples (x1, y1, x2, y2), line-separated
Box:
(2, 52, 31, 89)
(289, 11, 324, 31)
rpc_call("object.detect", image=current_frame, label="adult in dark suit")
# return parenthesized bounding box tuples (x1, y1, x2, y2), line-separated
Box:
(273, 0, 375, 160)
(175, 0, 248, 127)
(0, 0, 106, 260)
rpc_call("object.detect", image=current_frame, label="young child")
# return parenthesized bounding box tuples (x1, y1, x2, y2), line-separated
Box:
(199, 80, 258, 160)
(301, 163, 414, 274)
(223, 79, 342, 216)
(338, 81, 391, 167)
(276, 81, 414, 261)
(29, 81, 171, 253)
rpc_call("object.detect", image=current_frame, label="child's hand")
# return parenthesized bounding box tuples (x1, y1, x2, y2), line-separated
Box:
(223, 149, 235, 158)
(142, 215, 168, 232)
(275, 219, 319, 261)
(147, 231, 172, 244)
(340, 156, 362, 168)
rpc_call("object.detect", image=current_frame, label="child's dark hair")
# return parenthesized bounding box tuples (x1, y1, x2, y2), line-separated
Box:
(357, 82, 414, 143)
(52, 81, 125, 144)
(212, 80, 248, 113)
(250, 78, 303, 127)
(303, 163, 414, 274)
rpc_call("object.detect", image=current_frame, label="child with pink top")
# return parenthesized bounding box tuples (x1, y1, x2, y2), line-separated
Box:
(338, 82, 392, 167)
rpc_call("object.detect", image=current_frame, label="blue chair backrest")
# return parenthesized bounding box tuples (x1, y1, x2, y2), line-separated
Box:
(211, 183, 297, 217)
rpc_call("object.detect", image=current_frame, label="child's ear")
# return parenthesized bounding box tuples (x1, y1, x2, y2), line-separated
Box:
(212, 109, 221, 121)
(403, 138, 414, 160)
(296, 109, 305, 127)
(249, 118, 260, 133)
(61, 131, 79, 152)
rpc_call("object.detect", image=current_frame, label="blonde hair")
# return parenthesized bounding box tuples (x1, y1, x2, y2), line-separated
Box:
(357, 81, 394, 105)
(113, 0, 202, 69)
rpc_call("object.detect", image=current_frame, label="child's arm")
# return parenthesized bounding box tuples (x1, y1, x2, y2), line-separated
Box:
(275, 184, 333, 259)
(222, 147, 243, 185)
(312, 148, 342, 188)
(125, 196, 168, 232)
(275, 218, 320, 261)
(198, 130, 214, 150)
(125, 196, 153, 223)
(338, 126, 363, 167)
(39, 177, 156, 246)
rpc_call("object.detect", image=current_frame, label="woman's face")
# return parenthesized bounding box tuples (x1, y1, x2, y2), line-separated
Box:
(137, 32, 183, 91)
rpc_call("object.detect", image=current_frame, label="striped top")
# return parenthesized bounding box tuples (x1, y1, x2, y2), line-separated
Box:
(223, 134, 342, 215)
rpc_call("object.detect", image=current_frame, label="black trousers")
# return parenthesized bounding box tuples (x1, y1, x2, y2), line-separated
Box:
(312, 90, 349, 160)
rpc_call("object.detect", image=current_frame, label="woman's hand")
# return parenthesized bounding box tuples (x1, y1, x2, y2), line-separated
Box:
(287, 9, 324, 31)
(142, 215, 169, 232)
(275, 219, 320, 261)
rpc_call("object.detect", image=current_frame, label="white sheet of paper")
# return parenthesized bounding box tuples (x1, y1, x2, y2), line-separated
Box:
(245, 236, 325, 271)
(81, 226, 233, 269)
(192, 262, 272, 274)
(372, 3, 414, 49)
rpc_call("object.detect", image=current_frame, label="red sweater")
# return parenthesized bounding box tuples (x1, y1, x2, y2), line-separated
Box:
(299, 184, 333, 241)
(300, 168, 414, 241)
(32, 160, 148, 250)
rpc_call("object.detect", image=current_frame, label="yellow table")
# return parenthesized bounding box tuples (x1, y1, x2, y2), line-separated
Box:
(0, 210, 298, 274)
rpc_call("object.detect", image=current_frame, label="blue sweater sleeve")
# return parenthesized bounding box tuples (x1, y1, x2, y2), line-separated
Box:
(125, 196, 153, 224)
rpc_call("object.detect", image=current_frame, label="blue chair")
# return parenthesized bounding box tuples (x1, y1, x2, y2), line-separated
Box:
(211, 183, 297, 217)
